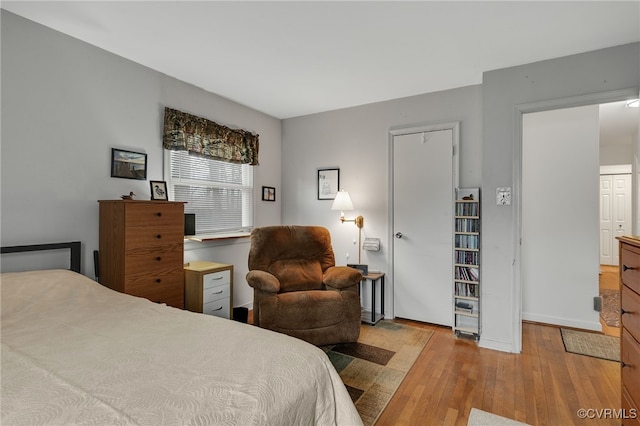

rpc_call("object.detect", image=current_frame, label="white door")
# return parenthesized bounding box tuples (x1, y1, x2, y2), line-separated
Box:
(600, 173, 632, 265)
(392, 125, 457, 326)
(612, 174, 632, 264)
(600, 175, 614, 265)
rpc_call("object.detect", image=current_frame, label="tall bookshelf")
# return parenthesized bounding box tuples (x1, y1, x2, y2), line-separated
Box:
(453, 188, 480, 340)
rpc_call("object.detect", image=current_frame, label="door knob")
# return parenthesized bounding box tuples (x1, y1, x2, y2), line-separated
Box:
(395, 232, 403, 239)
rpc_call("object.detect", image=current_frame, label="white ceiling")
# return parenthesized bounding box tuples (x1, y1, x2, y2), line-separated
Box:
(2, 1, 639, 142)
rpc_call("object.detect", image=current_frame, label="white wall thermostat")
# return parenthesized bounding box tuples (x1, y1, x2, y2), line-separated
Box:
(496, 187, 511, 206)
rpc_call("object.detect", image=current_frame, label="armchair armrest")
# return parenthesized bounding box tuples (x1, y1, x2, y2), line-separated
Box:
(246, 270, 281, 293)
(323, 266, 362, 290)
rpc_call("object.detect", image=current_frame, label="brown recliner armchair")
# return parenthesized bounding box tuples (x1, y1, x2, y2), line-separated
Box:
(246, 225, 363, 346)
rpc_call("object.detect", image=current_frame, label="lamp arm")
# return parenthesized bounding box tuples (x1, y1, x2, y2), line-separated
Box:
(339, 215, 364, 263)
(341, 215, 364, 228)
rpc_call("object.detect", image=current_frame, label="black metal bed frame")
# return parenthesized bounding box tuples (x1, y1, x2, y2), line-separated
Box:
(1, 241, 81, 273)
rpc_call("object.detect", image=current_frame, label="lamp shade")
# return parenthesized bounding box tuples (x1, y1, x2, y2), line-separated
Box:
(331, 190, 354, 211)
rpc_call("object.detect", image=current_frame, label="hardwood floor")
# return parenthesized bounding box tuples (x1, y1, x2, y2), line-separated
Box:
(376, 320, 620, 426)
(248, 270, 622, 425)
(600, 265, 621, 291)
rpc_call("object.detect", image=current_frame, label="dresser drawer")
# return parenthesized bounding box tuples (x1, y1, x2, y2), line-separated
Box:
(203, 297, 230, 318)
(623, 285, 640, 341)
(125, 227, 185, 250)
(622, 329, 640, 409)
(622, 246, 640, 295)
(203, 282, 230, 304)
(125, 247, 184, 276)
(622, 386, 640, 425)
(125, 271, 184, 308)
(125, 203, 184, 228)
(203, 270, 230, 289)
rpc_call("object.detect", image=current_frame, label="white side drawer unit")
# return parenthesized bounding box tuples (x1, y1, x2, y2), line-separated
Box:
(184, 261, 234, 319)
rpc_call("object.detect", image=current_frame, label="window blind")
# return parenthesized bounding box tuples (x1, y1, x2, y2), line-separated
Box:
(168, 150, 253, 234)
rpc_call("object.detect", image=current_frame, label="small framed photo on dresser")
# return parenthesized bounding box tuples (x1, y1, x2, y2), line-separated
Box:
(150, 181, 168, 200)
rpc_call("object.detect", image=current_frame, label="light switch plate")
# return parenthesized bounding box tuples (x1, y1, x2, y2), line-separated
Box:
(496, 187, 511, 206)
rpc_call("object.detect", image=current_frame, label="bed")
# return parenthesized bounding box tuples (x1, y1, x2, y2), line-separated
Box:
(1, 242, 362, 425)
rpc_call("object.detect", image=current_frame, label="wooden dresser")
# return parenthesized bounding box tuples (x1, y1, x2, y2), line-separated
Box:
(98, 200, 186, 309)
(619, 236, 640, 425)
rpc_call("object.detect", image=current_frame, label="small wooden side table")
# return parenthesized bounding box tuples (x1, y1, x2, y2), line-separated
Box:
(360, 272, 385, 325)
(184, 261, 234, 319)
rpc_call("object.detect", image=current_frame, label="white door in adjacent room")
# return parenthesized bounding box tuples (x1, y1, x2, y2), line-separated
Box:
(600, 171, 632, 266)
(392, 124, 458, 326)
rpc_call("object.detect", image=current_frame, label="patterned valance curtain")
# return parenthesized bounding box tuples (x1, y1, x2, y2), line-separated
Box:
(162, 107, 259, 165)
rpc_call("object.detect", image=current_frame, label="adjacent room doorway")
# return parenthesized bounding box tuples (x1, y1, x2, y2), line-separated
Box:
(391, 123, 459, 326)
(521, 99, 637, 333)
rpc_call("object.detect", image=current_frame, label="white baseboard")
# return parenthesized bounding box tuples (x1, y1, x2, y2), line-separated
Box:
(522, 312, 602, 332)
(478, 336, 518, 353)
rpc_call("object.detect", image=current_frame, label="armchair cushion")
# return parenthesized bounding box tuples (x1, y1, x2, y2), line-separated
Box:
(270, 259, 323, 292)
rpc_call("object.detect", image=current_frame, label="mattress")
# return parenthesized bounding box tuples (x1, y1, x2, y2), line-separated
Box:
(1, 269, 362, 425)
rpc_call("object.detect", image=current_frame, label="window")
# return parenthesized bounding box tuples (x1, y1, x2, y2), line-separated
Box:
(166, 150, 253, 235)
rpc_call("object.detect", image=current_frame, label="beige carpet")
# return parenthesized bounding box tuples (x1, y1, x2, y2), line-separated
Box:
(323, 320, 433, 426)
(560, 328, 619, 362)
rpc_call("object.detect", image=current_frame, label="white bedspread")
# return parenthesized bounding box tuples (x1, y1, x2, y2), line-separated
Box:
(1, 270, 362, 426)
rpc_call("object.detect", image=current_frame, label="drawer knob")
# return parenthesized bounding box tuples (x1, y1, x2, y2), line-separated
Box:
(156, 257, 162, 261)
(156, 234, 162, 239)
(155, 278, 161, 283)
(213, 306, 223, 312)
(621, 361, 632, 368)
(623, 264, 636, 272)
(621, 308, 634, 315)
(213, 290, 224, 295)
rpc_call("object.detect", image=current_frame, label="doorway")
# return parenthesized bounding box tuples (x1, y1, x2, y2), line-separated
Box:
(390, 122, 459, 326)
(521, 100, 637, 332)
(522, 105, 601, 330)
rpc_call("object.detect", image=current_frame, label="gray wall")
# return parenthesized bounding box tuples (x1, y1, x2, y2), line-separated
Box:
(282, 85, 483, 318)
(1, 11, 282, 309)
(482, 42, 640, 351)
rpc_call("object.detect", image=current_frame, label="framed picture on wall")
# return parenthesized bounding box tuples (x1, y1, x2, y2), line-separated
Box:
(150, 180, 168, 200)
(317, 168, 339, 200)
(111, 148, 147, 180)
(262, 186, 276, 201)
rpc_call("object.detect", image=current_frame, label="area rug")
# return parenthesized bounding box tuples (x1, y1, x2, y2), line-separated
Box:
(560, 328, 619, 362)
(600, 289, 620, 328)
(322, 320, 433, 426)
(467, 408, 531, 426)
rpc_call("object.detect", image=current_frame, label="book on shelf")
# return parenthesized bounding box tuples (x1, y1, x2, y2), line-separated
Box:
(468, 268, 479, 281)
(455, 203, 479, 217)
(455, 282, 478, 297)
